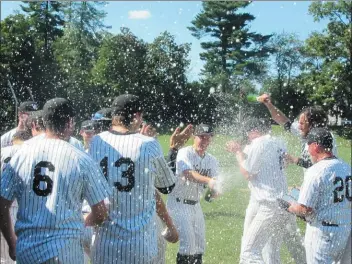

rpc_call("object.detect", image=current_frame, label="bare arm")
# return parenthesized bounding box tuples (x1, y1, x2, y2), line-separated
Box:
(257, 94, 290, 125)
(0, 197, 16, 261)
(183, 170, 216, 190)
(226, 141, 251, 181)
(84, 200, 109, 227)
(155, 191, 178, 243)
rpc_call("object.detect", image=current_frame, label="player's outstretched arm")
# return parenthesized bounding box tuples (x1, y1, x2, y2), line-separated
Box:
(183, 170, 218, 192)
(0, 197, 16, 261)
(287, 202, 313, 220)
(84, 200, 109, 227)
(257, 93, 290, 126)
(225, 141, 251, 180)
(155, 191, 179, 243)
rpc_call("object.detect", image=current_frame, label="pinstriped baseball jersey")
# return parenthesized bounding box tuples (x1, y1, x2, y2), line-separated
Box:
(170, 146, 218, 201)
(89, 131, 176, 264)
(0, 138, 111, 264)
(24, 134, 85, 152)
(298, 158, 351, 225)
(242, 135, 288, 203)
(0, 145, 22, 264)
(1, 128, 17, 147)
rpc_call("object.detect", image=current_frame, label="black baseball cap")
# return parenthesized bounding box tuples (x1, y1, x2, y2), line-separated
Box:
(306, 127, 333, 149)
(193, 123, 214, 136)
(92, 108, 112, 120)
(43, 98, 75, 122)
(81, 120, 99, 131)
(18, 101, 39, 112)
(111, 94, 143, 116)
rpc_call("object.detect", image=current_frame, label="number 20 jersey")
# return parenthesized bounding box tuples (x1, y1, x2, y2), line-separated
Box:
(88, 131, 176, 263)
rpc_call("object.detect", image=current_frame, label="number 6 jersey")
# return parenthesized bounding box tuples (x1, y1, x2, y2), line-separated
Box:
(0, 138, 111, 264)
(88, 131, 176, 264)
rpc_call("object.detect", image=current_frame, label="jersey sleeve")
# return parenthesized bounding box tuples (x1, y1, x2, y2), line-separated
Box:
(297, 168, 320, 209)
(82, 155, 112, 206)
(242, 140, 265, 176)
(148, 140, 176, 191)
(0, 161, 17, 201)
(176, 148, 193, 173)
(288, 120, 301, 137)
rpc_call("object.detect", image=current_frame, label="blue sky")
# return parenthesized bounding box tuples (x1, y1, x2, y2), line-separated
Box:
(1, 1, 328, 81)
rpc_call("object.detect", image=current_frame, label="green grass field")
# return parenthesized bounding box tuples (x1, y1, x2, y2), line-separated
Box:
(157, 125, 351, 264)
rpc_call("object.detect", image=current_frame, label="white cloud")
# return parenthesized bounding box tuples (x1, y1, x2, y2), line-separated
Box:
(128, 10, 151, 20)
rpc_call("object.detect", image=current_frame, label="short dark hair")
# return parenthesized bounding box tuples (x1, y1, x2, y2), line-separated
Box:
(300, 106, 328, 129)
(244, 118, 271, 134)
(43, 98, 75, 135)
(12, 130, 32, 142)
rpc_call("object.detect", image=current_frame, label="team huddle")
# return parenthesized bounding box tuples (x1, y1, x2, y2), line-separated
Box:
(0, 93, 351, 264)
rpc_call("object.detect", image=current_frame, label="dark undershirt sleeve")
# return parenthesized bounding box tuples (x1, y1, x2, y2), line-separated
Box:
(166, 148, 178, 175)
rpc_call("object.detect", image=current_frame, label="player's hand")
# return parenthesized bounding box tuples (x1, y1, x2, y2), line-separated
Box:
(225, 141, 241, 154)
(257, 93, 271, 104)
(170, 124, 193, 150)
(284, 153, 298, 164)
(162, 225, 179, 243)
(140, 123, 158, 138)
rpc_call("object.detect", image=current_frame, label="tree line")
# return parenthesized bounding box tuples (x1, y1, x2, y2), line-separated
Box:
(1, 1, 351, 133)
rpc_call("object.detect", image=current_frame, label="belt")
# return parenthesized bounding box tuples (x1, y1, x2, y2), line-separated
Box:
(176, 197, 198, 205)
(322, 221, 339, 227)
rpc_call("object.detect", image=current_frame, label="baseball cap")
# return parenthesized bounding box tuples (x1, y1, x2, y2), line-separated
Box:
(306, 127, 333, 149)
(111, 94, 143, 116)
(18, 101, 39, 112)
(81, 120, 98, 132)
(92, 108, 112, 120)
(43, 98, 75, 122)
(193, 123, 214, 136)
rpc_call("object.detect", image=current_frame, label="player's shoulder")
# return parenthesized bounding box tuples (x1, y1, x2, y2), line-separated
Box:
(178, 145, 193, 155)
(1, 127, 16, 137)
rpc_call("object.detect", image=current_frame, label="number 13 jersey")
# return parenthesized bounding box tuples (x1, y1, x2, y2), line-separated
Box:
(88, 131, 176, 264)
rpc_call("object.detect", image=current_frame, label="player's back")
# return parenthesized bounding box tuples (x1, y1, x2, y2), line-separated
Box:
(2, 138, 104, 263)
(245, 135, 288, 203)
(89, 131, 176, 263)
(305, 158, 351, 226)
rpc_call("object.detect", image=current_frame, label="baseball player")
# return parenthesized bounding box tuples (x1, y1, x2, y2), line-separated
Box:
(1, 101, 38, 147)
(257, 93, 337, 169)
(226, 118, 291, 264)
(80, 120, 99, 151)
(287, 127, 351, 264)
(0, 97, 111, 264)
(92, 107, 112, 132)
(0, 130, 32, 264)
(167, 123, 219, 264)
(89, 94, 176, 264)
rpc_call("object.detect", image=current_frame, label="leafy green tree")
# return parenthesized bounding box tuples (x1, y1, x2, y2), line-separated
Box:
(188, 1, 272, 93)
(303, 0, 352, 119)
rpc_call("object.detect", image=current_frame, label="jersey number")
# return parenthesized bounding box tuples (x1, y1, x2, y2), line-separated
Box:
(33, 161, 54, 196)
(100, 157, 135, 192)
(333, 176, 352, 203)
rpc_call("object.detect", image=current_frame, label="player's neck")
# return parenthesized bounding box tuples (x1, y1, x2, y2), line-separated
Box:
(45, 130, 67, 140)
(315, 152, 334, 163)
(112, 125, 130, 134)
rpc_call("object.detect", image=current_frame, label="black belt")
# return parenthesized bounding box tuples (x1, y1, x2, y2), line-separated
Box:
(322, 221, 338, 227)
(176, 197, 198, 205)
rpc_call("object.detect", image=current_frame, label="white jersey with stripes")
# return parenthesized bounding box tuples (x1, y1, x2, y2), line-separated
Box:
(169, 146, 218, 201)
(1, 128, 17, 147)
(88, 130, 176, 263)
(242, 134, 288, 203)
(0, 138, 111, 264)
(298, 157, 351, 225)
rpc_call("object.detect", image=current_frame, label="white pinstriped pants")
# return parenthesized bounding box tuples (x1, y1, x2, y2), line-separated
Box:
(240, 203, 290, 264)
(167, 197, 205, 255)
(305, 224, 351, 264)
